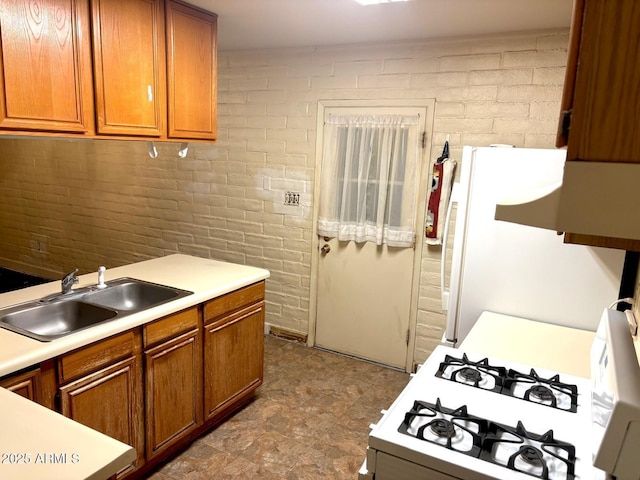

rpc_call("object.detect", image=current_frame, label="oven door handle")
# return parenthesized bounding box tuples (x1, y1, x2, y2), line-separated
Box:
(441, 182, 460, 310)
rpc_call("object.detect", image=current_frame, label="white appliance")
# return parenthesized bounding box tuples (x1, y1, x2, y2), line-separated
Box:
(359, 308, 640, 480)
(441, 146, 626, 346)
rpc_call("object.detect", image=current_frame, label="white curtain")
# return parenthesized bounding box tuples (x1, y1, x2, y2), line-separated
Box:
(318, 114, 421, 247)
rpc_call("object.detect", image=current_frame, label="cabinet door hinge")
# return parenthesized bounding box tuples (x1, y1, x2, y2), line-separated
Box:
(406, 329, 410, 346)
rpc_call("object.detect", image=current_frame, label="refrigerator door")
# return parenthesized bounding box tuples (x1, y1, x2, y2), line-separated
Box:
(444, 146, 625, 345)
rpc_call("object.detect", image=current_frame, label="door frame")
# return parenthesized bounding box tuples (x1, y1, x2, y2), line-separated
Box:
(309, 99, 436, 372)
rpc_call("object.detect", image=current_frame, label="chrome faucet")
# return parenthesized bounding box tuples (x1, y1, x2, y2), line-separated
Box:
(61, 269, 79, 294)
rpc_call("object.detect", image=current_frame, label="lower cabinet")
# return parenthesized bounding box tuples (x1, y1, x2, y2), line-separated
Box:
(59, 357, 144, 477)
(8, 281, 266, 479)
(0, 368, 40, 402)
(143, 307, 203, 460)
(57, 330, 145, 477)
(203, 297, 265, 420)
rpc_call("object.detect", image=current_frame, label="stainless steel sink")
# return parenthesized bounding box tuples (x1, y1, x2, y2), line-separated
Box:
(0, 277, 193, 342)
(0, 301, 118, 341)
(82, 278, 190, 311)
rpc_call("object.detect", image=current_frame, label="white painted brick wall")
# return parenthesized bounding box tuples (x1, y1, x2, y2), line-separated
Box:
(0, 30, 569, 366)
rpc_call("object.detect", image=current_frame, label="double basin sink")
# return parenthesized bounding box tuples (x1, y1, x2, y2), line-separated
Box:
(0, 278, 193, 342)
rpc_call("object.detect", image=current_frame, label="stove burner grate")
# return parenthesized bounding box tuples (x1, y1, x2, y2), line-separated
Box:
(480, 421, 576, 480)
(398, 399, 577, 480)
(398, 399, 487, 457)
(435, 354, 506, 393)
(433, 354, 580, 413)
(504, 369, 578, 413)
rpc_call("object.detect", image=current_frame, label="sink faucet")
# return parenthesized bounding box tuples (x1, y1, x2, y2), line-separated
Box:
(61, 269, 79, 294)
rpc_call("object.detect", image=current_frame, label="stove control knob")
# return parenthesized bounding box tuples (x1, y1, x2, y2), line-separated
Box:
(320, 244, 331, 255)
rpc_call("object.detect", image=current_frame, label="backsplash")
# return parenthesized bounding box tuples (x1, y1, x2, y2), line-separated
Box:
(0, 29, 568, 366)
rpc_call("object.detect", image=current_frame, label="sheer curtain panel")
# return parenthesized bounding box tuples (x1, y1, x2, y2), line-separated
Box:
(318, 114, 421, 247)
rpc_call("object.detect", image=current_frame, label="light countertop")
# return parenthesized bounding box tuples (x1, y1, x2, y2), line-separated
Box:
(0, 387, 136, 480)
(0, 254, 270, 377)
(0, 254, 270, 480)
(460, 311, 596, 378)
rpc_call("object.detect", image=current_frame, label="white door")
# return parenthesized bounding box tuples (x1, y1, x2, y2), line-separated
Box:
(313, 103, 432, 370)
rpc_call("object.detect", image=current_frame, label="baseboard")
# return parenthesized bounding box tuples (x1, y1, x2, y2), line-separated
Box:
(267, 325, 308, 344)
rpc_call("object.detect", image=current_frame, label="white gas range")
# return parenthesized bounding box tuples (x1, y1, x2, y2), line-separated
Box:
(359, 309, 640, 480)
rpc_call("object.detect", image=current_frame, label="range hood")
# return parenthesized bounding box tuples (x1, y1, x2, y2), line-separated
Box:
(495, 161, 640, 240)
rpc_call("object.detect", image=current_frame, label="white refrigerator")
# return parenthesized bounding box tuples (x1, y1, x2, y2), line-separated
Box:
(442, 146, 626, 346)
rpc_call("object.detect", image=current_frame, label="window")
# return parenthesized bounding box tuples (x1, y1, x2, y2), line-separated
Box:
(318, 114, 420, 247)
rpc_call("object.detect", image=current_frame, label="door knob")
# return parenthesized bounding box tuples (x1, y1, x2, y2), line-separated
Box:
(320, 244, 331, 255)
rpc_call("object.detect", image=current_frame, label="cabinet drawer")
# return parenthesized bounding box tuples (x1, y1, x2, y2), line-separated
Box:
(203, 282, 265, 323)
(143, 307, 199, 348)
(58, 330, 139, 384)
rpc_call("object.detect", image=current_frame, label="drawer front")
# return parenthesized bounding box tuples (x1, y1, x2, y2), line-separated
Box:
(203, 281, 264, 323)
(58, 330, 138, 384)
(143, 307, 199, 348)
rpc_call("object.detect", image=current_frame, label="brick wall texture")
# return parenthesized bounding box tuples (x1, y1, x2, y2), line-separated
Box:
(0, 30, 570, 365)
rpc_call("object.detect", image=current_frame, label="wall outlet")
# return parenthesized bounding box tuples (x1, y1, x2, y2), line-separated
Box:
(284, 191, 300, 206)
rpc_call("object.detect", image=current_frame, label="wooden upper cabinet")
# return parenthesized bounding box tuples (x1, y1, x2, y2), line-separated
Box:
(558, 0, 640, 251)
(91, 0, 166, 136)
(0, 0, 218, 143)
(166, 1, 217, 140)
(0, 0, 94, 133)
(557, 0, 640, 163)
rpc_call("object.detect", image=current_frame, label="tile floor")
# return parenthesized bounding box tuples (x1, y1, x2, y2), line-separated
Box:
(145, 335, 410, 479)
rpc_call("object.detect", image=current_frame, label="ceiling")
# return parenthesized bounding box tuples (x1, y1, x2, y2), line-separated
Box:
(183, 0, 574, 51)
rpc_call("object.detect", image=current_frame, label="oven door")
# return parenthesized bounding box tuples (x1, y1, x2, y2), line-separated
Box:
(363, 450, 463, 480)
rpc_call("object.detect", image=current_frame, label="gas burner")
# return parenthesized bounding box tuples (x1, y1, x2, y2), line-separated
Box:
(518, 446, 545, 466)
(457, 366, 483, 383)
(398, 399, 487, 456)
(504, 369, 578, 413)
(436, 354, 507, 393)
(430, 419, 456, 438)
(529, 385, 555, 403)
(481, 421, 576, 480)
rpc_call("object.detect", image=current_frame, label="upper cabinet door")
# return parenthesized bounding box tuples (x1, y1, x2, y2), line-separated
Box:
(91, 0, 166, 136)
(0, 0, 94, 133)
(558, 0, 640, 163)
(166, 1, 217, 140)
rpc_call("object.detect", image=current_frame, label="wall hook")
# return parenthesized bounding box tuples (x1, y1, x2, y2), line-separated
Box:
(147, 142, 158, 159)
(178, 142, 189, 158)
